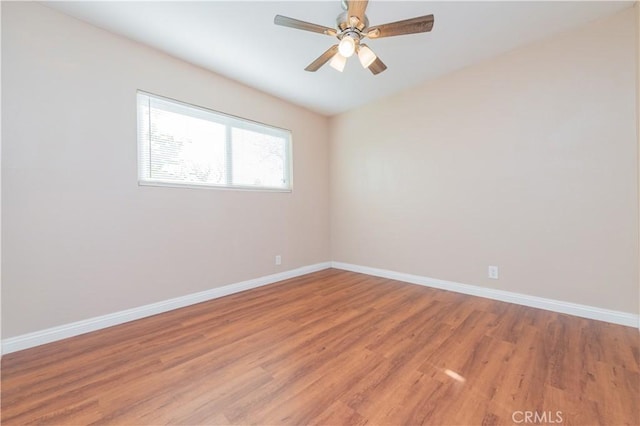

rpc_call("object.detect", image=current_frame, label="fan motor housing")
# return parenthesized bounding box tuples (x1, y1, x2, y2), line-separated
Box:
(336, 11, 368, 33)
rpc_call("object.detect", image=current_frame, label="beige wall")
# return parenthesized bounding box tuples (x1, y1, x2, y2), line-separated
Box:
(637, 1, 640, 322)
(2, 2, 639, 341)
(1, 2, 330, 337)
(330, 8, 639, 314)
(0, 2, 3, 344)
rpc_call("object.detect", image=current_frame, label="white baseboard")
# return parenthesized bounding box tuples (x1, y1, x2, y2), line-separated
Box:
(331, 262, 639, 328)
(3, 260, 637, 355)
(1, 262, 331, 355)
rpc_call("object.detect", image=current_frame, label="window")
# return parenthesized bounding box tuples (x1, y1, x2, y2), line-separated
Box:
(137, 91, 292, 191)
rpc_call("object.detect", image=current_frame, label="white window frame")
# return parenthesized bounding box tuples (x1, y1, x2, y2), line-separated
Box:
(137, 91, 293, 192)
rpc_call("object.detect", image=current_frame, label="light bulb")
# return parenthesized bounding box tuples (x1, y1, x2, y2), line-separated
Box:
(338, 36, 356, 58)
(329, 53, 347, 72)
(358, 44, 377, 69)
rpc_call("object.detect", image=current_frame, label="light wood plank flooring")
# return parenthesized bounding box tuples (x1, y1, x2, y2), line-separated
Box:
(2, 269, 639, 425)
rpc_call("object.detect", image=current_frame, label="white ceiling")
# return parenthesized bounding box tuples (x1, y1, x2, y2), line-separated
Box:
(43, 1, 633, 116)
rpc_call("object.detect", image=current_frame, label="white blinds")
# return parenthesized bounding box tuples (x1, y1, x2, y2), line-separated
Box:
(137, 91, 292, 190)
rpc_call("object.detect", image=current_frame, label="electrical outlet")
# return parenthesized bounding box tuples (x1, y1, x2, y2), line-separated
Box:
(488, 265, 499, 279)
(275, 255, 282, 266)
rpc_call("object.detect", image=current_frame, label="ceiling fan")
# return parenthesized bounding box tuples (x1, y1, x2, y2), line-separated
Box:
(274, 0, 434, 75)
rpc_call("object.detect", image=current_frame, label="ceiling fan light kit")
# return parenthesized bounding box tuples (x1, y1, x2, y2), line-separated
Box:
(274, 0, 434, 75)
(338, 34, 357, 57)
(330, 53, 347, 72)
(358, 44, 376, 68)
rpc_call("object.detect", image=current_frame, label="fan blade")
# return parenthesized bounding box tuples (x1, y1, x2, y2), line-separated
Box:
(367, 14, 434, 38)
(347, 0, 368, 27)
(368, 57, 387, 75)
(274, 15, 337, 36)
(305, 45, 339, 72)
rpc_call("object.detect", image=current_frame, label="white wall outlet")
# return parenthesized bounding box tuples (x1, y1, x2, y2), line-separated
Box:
(488, 265, 499, 279)
(275, 255, 282, 266)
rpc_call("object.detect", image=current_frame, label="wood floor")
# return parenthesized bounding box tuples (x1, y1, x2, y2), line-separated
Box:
(2, 269, 639, 425)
